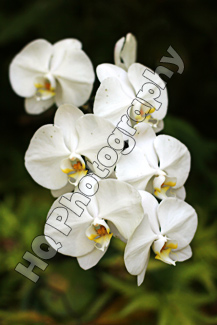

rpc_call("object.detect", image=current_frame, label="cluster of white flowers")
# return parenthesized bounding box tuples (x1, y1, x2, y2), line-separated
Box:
(10, 34, 197, 285)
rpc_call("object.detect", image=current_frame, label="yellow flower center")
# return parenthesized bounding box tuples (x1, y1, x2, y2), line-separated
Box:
(135, 106, 156, 124)
(86, 221, 113, 251)
(154, 174, 176, 200)
(95, 225, 108, 237)
(34, 74, 56, 101)
(155, 241, 178, 265)
(60, 156, 88, 186)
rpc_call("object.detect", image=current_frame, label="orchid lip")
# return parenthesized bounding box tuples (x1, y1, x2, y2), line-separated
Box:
(34, 73, 56, 101)
(134, 106, 158, 128)
(60, 154, 87, 186)
(86, 218, 113, 251)
(153, 173, 177, 200)
(153, 235, 177, 266)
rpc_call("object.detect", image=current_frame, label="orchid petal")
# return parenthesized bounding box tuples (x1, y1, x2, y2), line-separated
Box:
(134, 123, 158, 168)
(53, 48, 94, 84)
(53, 49, 95, 107)
(108, 221, 127, 243)
(139, 190, 159, 234)
(170, 245, 192, 262)
(77, 187, 99, 220)
(158, 198, 198, 250)
(174, 186, 186, 200)
(124, 213, 157, 276)
(9, 39, 52, 97)
(77, 247, 107, 270)
(51, 182, 75, 198)
(116, 147, 156, 191)
(54, 104, 83, 152)
(76, 114, 121, 166)
(44, 193, 94, 257)
(155, 135, 191, 188)
(114, 33, 137, 70)
(137, 255, 150, 286)
(25, 125, 70, 190)
(114, 36, 125, 66)
(25, 96, 55, 114)
(96, 63, 135, 97)
(95, 179, 144, 240)
(55, 78, 93, 108)
(128, 63, 168, 120)
(93, 77, 132, 125)
(154, 119, 164, 133)
(165, 185, 186, 200)
(51, 39, 82, 71)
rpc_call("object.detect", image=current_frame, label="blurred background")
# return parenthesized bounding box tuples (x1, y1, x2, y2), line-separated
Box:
(0, 0, 217, 324)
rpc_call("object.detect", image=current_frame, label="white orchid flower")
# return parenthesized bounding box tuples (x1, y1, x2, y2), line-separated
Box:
(44, 179, 144, 269)
(9, 39, 95, 114)
(25, 104, 121, 195)
(116, 123, 190, 200)
(114, 33, 137, 71)
(124, 191, 198, 286)
(93, 62, 168, 132)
